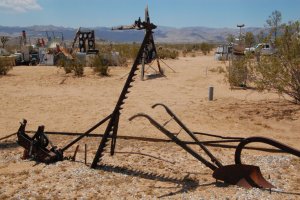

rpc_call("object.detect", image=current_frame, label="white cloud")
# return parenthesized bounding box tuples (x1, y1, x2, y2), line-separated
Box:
(0, 0, 42, 13)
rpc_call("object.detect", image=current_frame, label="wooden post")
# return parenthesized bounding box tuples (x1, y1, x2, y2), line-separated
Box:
(208, 86, 214, 101)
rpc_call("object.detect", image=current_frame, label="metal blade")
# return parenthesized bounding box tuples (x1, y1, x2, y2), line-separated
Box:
(213, 164, 275, 189)
(145, 5, 150, 23)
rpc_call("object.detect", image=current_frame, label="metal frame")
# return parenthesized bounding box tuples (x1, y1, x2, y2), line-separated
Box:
(112, 6, 163, 81)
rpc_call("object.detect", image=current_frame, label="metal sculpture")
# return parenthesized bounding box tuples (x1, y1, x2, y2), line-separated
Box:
(91, 8, 159, 168)
(129, 103, 300, 189)
(17, 119, 63, 163)
(112, 6, 163, 80)
(72, 27, 98, 54)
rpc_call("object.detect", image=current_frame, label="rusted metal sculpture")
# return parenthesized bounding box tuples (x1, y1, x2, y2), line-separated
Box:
(72, 27, 98, 54)
(112, 6, 163, 80)
(91, 8, 159, 168)
(214, 136, 300, 188)
(17, 119, 63, 163)
(129, 103, 300, 189)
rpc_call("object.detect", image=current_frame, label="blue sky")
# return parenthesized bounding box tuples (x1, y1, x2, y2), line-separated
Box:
(0, 0, 299, 28)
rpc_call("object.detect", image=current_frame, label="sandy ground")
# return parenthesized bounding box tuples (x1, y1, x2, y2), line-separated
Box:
(0, 55, 300, 199)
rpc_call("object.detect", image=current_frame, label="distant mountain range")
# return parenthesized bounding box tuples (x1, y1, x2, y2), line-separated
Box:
(0, 25, 265, 43)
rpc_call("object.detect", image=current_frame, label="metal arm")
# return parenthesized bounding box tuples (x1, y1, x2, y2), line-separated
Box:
(152, 103, 223, 168)
(129, 113, 218, 171)
(235, 136, 300, 164)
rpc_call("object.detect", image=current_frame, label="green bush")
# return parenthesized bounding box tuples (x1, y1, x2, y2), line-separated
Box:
(226, 56, 250, 88)
(157, 47, 179, 59)
(58, 58, 84, 77)
(252, 21, 300, 103)
(157, 43, 215, 55)
(96, 43, 139, 61)
(72, 60, 84, 77)
(58, 59, 72, 74)
(92, 55, 109, 76)
(209, 66, 226, 74)
(95, 42, 215, 60)
(0, 57, 13, 75)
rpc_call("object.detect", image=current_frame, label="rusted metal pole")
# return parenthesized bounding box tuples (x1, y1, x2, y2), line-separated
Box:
(72, 145, 80, 161)
(0, 132, 17, 141)
(61, 114, 111, 152)
(85, 144, 87, 165)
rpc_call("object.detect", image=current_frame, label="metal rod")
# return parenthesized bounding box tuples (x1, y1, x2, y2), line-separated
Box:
(37, 131, 242, 144)
(61, 114, 111, 152)
(235, 136, 300, 165)
(85, 144, 87, 165)
(35, 130, 243, 141)
(152, 103, 223, 168)
(0, 132, 17, 141)
(141, 52, 145, 80)
(72, 145, 80, 161)
(129, 113, 218, 171)
(159, 58, 176, 73)
(193, 131, 244, 140)
(24, 130, 282, 152)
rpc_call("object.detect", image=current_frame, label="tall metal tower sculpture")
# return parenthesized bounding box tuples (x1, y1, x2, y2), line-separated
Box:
(91, 7, 159, 168)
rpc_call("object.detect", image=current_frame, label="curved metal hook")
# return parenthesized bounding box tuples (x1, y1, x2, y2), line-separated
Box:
(152, 103, 172, 115)
(235, 136, 300, 164)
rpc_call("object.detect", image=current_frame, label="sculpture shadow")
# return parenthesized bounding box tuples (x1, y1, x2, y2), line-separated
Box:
(0, 141, 19, 149)
(95, 163, 228, 198)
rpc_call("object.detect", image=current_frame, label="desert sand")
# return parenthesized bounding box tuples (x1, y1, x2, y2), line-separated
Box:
(0, 55, 300, 199)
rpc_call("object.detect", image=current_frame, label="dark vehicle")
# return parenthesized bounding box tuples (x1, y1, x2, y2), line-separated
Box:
(14, 48, 39, 66)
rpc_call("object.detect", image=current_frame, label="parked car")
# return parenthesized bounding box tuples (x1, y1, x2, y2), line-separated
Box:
(245, 43, 277, 55)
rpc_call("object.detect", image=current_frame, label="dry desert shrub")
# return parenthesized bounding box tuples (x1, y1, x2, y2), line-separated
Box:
(226, 55, 251, 88)
(209, 66, 226, 74)
(92, 54, 109, 76)
(252, 21, 300, 103)
(160, 43, 215, 55)
(0, 57, 13, 75)
(96, 43, 139, 61)
(157, 47, 179, 59)
(58, 59, 84, 77)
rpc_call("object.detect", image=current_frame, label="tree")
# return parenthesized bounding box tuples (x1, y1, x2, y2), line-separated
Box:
(0, 36, 9, 48)
(244, 32, 255, 47)
(226, 34, 235, 43)
(266, 10, 282, 40)
(252, 21, 300, 103)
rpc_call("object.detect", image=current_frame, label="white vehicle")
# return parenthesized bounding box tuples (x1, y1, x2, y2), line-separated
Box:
(256, 43, 277, 55)
(245, 43, 276, 55)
